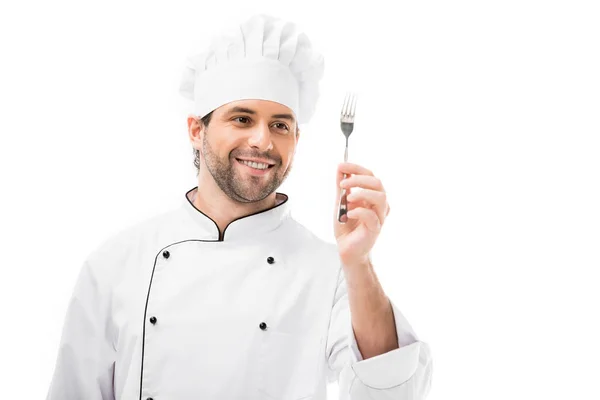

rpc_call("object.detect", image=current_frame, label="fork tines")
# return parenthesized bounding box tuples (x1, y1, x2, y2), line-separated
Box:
(341, 92, 357, 122)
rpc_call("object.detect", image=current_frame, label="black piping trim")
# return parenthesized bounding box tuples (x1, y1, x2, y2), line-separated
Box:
(139, 239, 220, 399)
(184, 186, 289, 241)
(139, 187, 291, 398)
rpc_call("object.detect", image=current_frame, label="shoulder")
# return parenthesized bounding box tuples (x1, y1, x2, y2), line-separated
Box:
(84, 205, 182, 282)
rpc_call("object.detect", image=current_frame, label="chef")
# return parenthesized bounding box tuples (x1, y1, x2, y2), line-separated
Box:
(46, 14, 432, 400)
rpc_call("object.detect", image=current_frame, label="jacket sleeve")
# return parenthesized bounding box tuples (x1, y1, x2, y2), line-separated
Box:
(46, 258, 116, 400)
(325, 267, 433, 399)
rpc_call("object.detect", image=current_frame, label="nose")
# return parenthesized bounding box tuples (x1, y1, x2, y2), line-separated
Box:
(247, 123, 273, 152)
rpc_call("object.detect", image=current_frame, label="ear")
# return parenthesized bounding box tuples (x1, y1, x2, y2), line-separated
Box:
(187, 115, 204, 150)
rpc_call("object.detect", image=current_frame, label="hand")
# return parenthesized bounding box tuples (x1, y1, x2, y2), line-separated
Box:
(334, 162, 391, 268)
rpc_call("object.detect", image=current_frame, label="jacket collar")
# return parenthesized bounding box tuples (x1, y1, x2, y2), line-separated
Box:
(181, 186, 291, 241)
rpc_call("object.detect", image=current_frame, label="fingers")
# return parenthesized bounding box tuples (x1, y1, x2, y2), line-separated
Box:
(338, 162, 374, 177)
(340, 174, 384, 192)
(346, 207, 381, 232)
(335, 162, 390, 226)
(347, 189, 386, 225)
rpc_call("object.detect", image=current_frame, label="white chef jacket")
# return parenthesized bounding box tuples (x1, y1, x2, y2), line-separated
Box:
(46, 186, 432, 400)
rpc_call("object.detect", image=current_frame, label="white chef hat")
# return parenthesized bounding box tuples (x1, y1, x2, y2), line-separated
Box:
(179, 14, 324, 125)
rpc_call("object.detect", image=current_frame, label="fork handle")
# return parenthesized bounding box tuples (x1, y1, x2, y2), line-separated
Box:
(338, 145, 349, 223)
(338, 173, 348, 223)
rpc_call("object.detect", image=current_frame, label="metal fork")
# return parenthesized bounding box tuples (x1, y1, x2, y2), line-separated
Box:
(338, 92, 357, 223)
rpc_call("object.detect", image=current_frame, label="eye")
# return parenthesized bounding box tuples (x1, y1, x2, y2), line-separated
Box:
(272, 122, 290, 132)
(233, 116, 251, 124)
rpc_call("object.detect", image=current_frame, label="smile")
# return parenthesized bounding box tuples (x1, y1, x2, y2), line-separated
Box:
(235, 158, 275, 175)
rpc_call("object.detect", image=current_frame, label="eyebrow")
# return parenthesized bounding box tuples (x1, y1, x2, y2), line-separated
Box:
(226, 106, 296, 123)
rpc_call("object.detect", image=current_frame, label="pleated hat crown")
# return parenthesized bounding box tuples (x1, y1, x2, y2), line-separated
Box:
(179, 14, 325, 125)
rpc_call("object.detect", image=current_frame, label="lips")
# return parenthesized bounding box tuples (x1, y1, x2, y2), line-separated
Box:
(235, 158, 274, 175)
(235, 158, 276, 166)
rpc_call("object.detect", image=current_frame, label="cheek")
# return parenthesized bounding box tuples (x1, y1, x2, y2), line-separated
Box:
(281, 142, 297, 164)
(221, 141, 242, 160)
(279, 152, 294, 169)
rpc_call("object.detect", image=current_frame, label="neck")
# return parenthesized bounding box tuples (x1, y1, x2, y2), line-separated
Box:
(193, 174, 278, 235)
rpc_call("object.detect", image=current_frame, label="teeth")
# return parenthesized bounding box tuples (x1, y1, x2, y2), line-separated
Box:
(239, 159, 270, 170)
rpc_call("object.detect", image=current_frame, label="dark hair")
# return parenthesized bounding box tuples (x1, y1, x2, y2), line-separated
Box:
(193, 111, 213, 175)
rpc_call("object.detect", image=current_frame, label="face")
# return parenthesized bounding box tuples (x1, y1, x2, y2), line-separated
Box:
(191, 99, 300, 203)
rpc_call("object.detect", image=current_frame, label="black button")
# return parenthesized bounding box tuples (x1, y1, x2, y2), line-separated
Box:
(267, 256, 275, 264)
(149, 316, 157, 324)
(162, 250, 170, 259)
(147, 398, 153, 400)
(259, 322, 267, 330)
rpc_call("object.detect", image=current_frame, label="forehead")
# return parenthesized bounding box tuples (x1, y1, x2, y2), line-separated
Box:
(219, 99, 294, 116)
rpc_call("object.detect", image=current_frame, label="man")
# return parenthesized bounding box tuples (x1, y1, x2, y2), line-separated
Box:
(46, 14, 432, 400)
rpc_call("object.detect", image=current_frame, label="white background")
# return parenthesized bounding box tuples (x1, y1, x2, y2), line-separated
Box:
(1, 0, 599, 398)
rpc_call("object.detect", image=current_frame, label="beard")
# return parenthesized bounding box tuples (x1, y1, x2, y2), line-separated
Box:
(201, 130, 293, 203)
